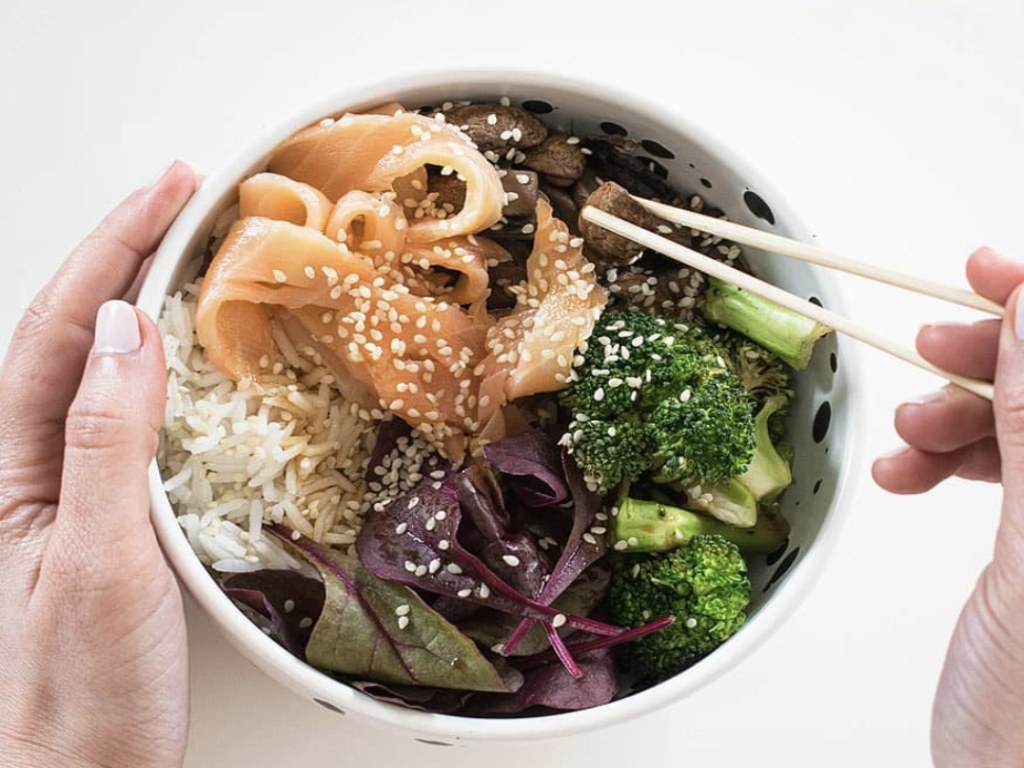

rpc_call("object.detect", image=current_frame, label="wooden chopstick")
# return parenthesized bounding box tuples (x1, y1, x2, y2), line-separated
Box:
(633, 196, 1004, 317)
(580, 205, 995, 401)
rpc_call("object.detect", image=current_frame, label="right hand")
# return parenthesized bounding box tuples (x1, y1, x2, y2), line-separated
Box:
(873, 247, 1024, 767)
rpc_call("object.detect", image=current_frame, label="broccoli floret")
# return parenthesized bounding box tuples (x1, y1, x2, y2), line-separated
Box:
(570, 416, 656, 492)
(716, 331, 793, 406)
(561, 310, 755, 492)
(737, 394, 793, 502)
(703, 277, 831, 370)
(648, 375, 756, 486)
(609, 535, 751, 679)
(610, 495, 789, 555)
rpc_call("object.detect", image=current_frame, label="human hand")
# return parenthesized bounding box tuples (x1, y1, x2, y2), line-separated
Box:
(873, 246, 1024, 767)
(0, 164, 196, 768)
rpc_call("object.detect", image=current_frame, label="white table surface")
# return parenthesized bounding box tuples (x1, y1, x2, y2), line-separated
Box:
(2, 1, 1023, 765)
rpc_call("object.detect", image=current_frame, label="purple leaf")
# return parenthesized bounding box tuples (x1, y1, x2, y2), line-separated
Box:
(483, 431, 569, 508)
(220, 569, 324, 657)
(502, 453, 609, 654)
(267, 527, 509, 692)
(455, 464, 548, 597)
(354, 473, 621, 638)
(466, 649, 619, 714)
(459, 564, 611, 656)
(365, 417, 413, 482)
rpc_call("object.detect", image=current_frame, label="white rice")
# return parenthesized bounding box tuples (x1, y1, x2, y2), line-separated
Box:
(157, 284, 378, 574)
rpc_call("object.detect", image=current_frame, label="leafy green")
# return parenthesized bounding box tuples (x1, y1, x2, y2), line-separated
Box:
(269, 527, 511, 693)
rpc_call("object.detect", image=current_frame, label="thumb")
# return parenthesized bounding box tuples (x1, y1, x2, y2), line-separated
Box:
(993, 286, 1024, 554)
(53, 301, 167, 556)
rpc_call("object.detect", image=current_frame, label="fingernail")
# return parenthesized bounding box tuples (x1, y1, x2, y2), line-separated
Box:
(1015, 290, 1024, 341)
(878, 444, 911, 460)
(93, 301, 141, 354)
(148, 161, 177, 188)
(907, 388, 950, 406)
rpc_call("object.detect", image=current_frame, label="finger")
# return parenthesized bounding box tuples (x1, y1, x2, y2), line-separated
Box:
(0, 163, 193, 492)
(966, 246, 1024, 305)
(993, 287, 1024, 505)
(123, 254, 155, 304)
(44, 302, 167, 579)
(916, 320, 1000, 382)
(872, 440, 1001, 494)
(894, 386, 995, 453)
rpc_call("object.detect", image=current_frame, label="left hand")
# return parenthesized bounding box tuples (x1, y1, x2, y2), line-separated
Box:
(0, 163, 196, 768)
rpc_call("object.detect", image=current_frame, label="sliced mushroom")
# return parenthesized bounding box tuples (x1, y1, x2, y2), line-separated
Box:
(578, 181, 662, 266)
(522, 134, 586, 188)
(445, 104, 548, 155)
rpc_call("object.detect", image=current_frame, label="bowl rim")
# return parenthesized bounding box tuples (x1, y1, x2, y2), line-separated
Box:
(140, 67, 865, 742)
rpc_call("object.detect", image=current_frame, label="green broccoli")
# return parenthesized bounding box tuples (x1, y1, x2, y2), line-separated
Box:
(737, 394, 793, 502)
(703, 277, 831, 370)
(647, 375, 756, 486)
(561, 310, 756, 492)
(716, 331, 793, 406)
(609, 494, 789, 555)
(609, 535, 751, 679)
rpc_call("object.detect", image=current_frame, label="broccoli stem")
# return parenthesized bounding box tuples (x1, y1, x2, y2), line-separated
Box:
(702, 277, 831, 370)
(738, 395, 793, 502)
(685, 478, 757, 528)
(611, 496, 789, 555)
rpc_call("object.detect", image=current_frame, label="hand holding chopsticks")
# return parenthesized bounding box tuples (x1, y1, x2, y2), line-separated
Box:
(580, 202, 998, 401)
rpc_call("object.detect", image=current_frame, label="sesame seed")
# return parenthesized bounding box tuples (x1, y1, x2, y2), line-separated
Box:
(404, 560, 417, 572)
(552, 614, 567, 628)
(428, 558, 442, 574)
(457, 588, 472, 598)
(685, 618, 698, 629)
(299, 617, 313, 629)
(395, 604, 411, 616)
(593, 388, 605, 402)
(272, 269, 287, 283)
(395, 522, 409, 535)
(583, 533, 598, 545)
(414, 564, 428, 577)
(627, 536, 639, 547)
(502, 555, 521, 567)
(303, 266, 316, 279)
(398, 615, 410, 630)
(478, 583, 491, 599)
(447, 563, 463, 575)
(613, 540, 628, 551)
(438, 539, 450, 550)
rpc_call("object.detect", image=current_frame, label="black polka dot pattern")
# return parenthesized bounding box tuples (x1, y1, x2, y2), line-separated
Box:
(743, 190, 775, 225)
(314, 698, 346, 715)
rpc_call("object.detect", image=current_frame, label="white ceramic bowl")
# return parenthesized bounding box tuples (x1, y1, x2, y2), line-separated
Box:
(138, 69, 862, 745)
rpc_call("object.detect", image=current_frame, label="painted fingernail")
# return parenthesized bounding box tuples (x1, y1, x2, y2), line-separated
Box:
(908, 388, 950, 406)
(878, 445, 911, 460)
(93, 301, 141, 354)
(1015, 290, 1024, 341)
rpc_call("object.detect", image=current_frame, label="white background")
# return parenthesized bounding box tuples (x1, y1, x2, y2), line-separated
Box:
(2, 0, 1022, 765)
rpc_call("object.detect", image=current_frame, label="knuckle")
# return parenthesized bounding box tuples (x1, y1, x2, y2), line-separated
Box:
(15, 288, 58, 340)
(64, 404, 134, 453)
(997, 388, 1024, 445)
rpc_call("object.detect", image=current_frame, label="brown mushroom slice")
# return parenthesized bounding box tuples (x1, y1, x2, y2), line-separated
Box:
(522, 134, 586, 188)
(445, 104, 548, 155)
(577, 181, 662, 266)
